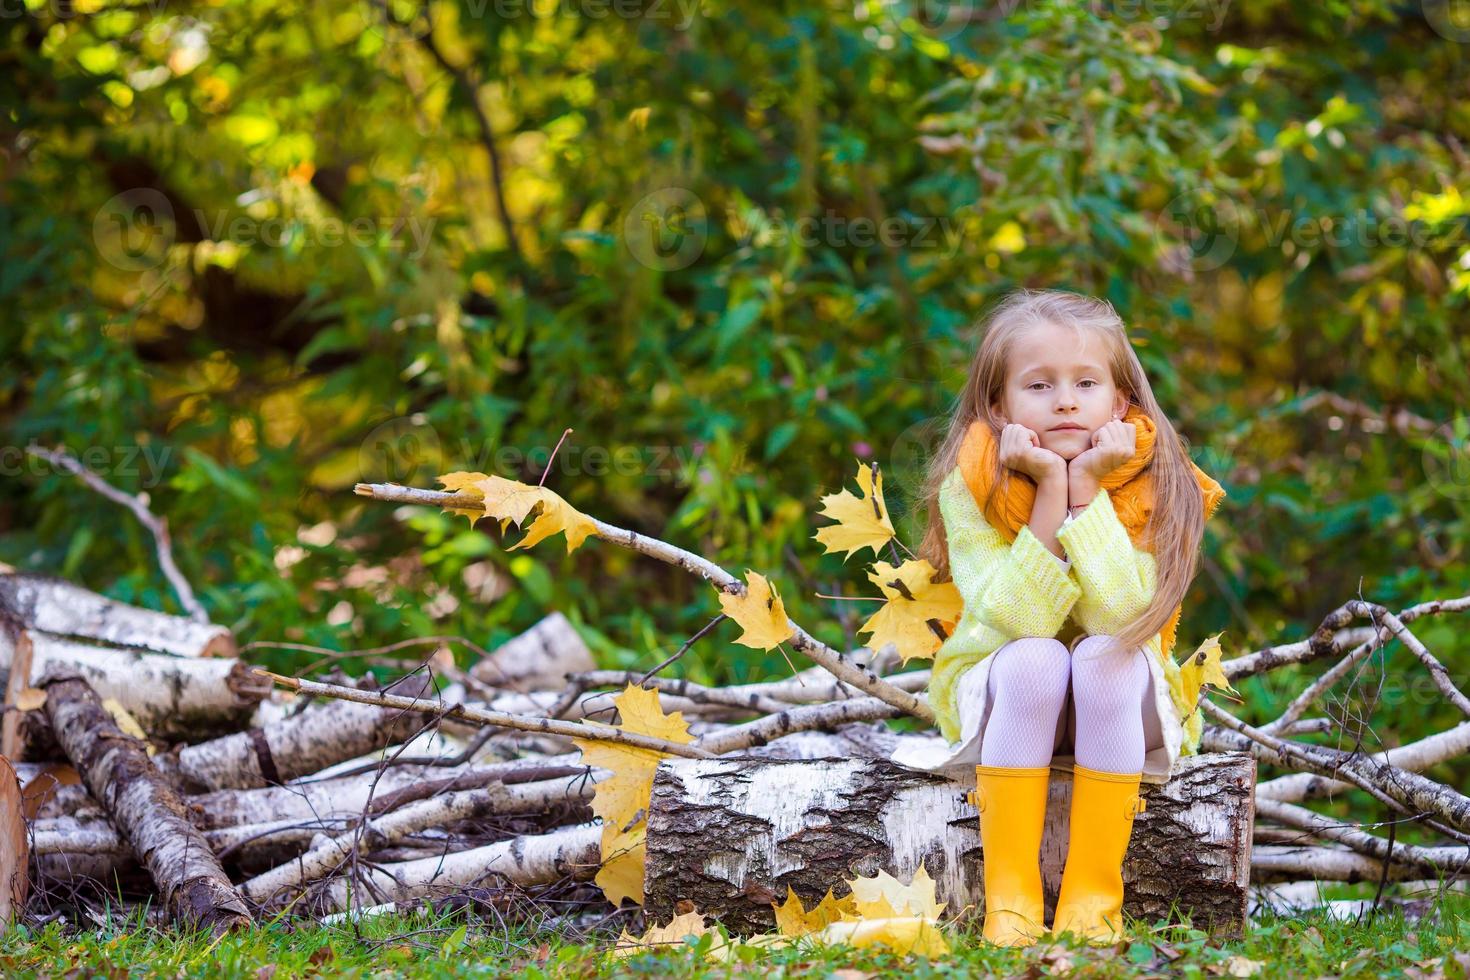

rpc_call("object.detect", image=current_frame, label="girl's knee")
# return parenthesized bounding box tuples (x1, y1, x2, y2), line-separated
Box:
(1069, 635, 1149, 710)
(990, 637, 1071, 707)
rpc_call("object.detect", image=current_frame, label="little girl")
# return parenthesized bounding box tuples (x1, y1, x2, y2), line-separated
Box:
(891, 289, 1226, 947)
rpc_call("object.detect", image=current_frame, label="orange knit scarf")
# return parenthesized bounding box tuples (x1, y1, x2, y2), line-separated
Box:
(956, 405, 1225, 659)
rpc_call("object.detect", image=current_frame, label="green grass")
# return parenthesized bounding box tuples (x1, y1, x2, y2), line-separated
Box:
(2, 890, 1466, 979)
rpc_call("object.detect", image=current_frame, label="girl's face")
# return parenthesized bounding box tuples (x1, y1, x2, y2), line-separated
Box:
(993, 320, 1130, 462)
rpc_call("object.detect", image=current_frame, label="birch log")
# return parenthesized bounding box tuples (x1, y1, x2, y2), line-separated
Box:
(313, 822, 602, 915)
(158, 675, 432, 792)
(468, 611, 595, 690)
(0, 574, 233, 657)
(643, 753, 1256, 937)
(2, 632, 267, 741)
(41, 673, 251, 933)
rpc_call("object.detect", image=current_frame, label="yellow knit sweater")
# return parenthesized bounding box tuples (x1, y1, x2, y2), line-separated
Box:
(928, 464, 1204, 755)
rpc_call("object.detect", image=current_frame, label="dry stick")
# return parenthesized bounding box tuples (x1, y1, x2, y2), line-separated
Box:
(1250, 845, 1459, 883)
(42, 674, 251, 933)
(1257, 719, 1470, 804)
(567, 671, 802, 717)
(1224, 593, 1470, 681)
(636, 615, 726, 686)
(1253, 797, 1470, 877)
(1346, 599, 1470, 717)
(254, 670, 715, 759)
(1200, 700, 1470, 843)
(25, 445, 208, 624)
(238, 773, 605, 909)
(1259, 595, 1470, 734)
(353, 482, 934, 724)
(693, 696, 902, 755)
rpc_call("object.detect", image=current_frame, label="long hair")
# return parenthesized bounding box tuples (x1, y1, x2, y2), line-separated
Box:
(915, 288, 1208, 663)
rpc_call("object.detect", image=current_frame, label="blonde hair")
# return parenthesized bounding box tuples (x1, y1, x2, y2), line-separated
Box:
(916, 288, 1208, 663)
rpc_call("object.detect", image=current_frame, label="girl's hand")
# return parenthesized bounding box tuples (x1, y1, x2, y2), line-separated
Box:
(1069, 419, 1136, 482)
(997, 423, 1067, 482)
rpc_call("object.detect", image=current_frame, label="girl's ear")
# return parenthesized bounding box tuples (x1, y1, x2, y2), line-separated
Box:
(1113, 390, 1130, 419)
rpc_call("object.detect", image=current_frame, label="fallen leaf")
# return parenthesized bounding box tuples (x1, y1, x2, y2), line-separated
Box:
(611, 910, 712, 959)
(772, 887, 858, 937)
(812, 916, 949, 958)
(1223, 954, 1263, 977)
(847, 865, 946, 920)
(814, 462, 895, 561)
(101, 699, 153, 756)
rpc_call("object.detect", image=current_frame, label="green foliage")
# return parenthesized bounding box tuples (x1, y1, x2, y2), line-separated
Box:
(1, 1, 1466, 788)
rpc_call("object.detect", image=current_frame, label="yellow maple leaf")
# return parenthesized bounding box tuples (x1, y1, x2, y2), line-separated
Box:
(858, 560, 962, 664)
(814, 461, 896, 561)
(1179, 632, 1235, 707)
(611, 909, 713, 959)
(436, 471, 598, 553)
(102, 698, 154, 756)
(436, 471, 507, 530)
(772, 887, 859, 937)
(847, 865, 946, 921)
(595, 824, 647, 909)
(716, 570, 795, 650)
(812, 916, 949, 957)
(571, 685, 694, 907)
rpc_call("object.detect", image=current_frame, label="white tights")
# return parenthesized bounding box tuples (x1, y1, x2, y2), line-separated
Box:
(977, 635, 1160, 773)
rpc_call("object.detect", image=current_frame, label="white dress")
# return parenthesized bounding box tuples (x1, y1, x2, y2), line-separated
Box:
(890, 512, 1186, 786)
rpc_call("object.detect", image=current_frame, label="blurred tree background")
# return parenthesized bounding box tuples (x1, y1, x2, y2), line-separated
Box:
(1, 0, 1466, 785)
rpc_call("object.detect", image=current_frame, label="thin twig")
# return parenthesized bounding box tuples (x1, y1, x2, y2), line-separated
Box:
(25, 444, 208, 623)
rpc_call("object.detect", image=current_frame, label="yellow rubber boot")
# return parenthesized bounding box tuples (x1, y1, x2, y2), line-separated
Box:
(1051, 764, 1147, 945)
(971, 764, 1052, 947)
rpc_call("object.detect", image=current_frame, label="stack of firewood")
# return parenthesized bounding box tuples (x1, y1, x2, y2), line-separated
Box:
(2, 570, 1467, 940)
